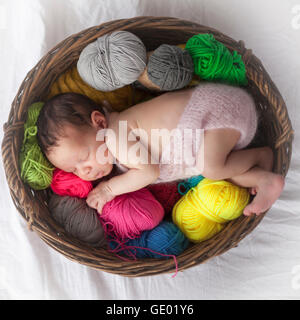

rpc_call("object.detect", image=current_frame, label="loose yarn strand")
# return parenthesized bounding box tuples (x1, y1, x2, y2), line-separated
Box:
(108, 239, 179, 278)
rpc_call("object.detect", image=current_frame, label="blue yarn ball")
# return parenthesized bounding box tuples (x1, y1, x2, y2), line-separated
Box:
(109, 221, 189, 259)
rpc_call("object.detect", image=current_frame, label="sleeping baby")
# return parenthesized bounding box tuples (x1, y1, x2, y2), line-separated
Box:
(37, 82, 285, 216)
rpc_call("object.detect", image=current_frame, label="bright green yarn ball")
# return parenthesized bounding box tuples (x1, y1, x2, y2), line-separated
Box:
(19, 102, 54, 190)
(185, 33, 248, 86)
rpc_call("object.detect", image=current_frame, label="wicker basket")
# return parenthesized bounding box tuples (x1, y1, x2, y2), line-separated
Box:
(1, 16, 294, 277)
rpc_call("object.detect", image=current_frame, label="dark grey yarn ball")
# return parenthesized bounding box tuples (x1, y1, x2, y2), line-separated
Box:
(147, 44, 194, 91)
(49, 193, 106, 248)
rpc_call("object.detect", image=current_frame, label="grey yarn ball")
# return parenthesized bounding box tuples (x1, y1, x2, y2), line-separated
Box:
(147, 44, 194, 91)
(49, 193, 106, 248)
(77, 31, 147, 92)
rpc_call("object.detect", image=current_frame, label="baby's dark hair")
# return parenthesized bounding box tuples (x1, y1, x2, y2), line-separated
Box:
(37, 92, 105, 156)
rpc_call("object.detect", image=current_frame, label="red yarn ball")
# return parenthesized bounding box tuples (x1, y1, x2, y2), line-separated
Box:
(147, 182, 182, 214)
(50, 168, 93, 198)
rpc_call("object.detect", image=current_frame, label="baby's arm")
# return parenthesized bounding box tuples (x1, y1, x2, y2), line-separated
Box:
(86, 164, 159, 215)
(86, 129, 160, 213)
(106, 126, 160, 194)
(106, 163, 159, 196)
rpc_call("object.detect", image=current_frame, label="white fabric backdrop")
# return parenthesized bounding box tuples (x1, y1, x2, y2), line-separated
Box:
(0, 0, 300, 300)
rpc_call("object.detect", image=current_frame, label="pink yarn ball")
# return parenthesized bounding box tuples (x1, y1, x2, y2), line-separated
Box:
(50, 168, 93, 198)
(100, 188, 165, 240)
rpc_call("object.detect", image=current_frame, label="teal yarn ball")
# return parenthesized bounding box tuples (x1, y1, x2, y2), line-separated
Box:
(178, 175, 205, 195)
(109, 221, 189, 259)
(185, 33, 248, 86)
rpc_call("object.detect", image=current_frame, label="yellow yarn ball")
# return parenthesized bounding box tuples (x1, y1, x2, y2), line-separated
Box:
(172, 195, 225, 242)
(172, 178, 250, 242)
(47, 66, 154, 112)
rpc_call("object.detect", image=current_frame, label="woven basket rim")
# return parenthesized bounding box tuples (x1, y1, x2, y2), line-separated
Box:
(1, 16, 294, 277)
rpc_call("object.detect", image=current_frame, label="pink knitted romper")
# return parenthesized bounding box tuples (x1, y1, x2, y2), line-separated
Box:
(115, 82, 258, 184)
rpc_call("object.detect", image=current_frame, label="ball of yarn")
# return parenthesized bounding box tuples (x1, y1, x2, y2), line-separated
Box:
(172, 178, 250, 242)
(47, 66, 154, 113)
(19, 102, 54, 190)
(146, 44, 194, 91)
(109, 221, 189, 259)
(100, 188, 164, 240)
(77, 31, 147, 92)
(177, 175, 205, 195)
(147, 181, 182, 214)
(185, 33, 248, 86)
(50, 168, 93, 198)
(49, 193, 106, 247)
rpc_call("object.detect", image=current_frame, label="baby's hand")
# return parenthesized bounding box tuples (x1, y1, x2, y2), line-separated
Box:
(86, 181, 115, 214)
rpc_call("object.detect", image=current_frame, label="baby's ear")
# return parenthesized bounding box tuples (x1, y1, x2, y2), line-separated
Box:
(91, 110, 107, 129)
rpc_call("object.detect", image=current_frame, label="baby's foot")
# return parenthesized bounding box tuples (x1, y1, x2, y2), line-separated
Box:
(244, 173, 285, 216)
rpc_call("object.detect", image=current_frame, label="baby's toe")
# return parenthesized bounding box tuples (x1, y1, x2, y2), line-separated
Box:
(243, 204, 253, 216)
(248, 187, 257, 195)
(243, 201, 261, 216)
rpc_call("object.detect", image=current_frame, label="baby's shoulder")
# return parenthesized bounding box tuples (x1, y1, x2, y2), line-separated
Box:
(107, 110, 137, 135)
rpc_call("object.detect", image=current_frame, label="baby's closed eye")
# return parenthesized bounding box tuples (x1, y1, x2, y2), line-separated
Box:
(79, 151, 90, 162)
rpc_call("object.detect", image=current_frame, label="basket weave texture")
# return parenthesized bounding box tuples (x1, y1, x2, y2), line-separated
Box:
(1, 16, 294, 276)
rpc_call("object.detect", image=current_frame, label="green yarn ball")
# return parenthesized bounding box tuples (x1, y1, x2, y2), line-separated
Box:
(185, 33, 248, 86)
(19, 102, 54, 190)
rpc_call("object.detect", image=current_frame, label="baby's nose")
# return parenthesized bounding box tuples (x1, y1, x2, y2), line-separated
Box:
(80, 166, 91, 177)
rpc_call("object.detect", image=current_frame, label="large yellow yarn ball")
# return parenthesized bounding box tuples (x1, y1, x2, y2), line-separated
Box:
(47, 66, 154, 112)
(172, 178, 250, 242)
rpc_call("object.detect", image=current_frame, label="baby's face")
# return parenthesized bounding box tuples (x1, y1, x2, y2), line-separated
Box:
(47, 123, 114, 181)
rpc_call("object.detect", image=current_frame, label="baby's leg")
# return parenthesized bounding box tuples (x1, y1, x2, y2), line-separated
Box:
(226, 166, 285, 216)
(199, 128, 273, 180)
